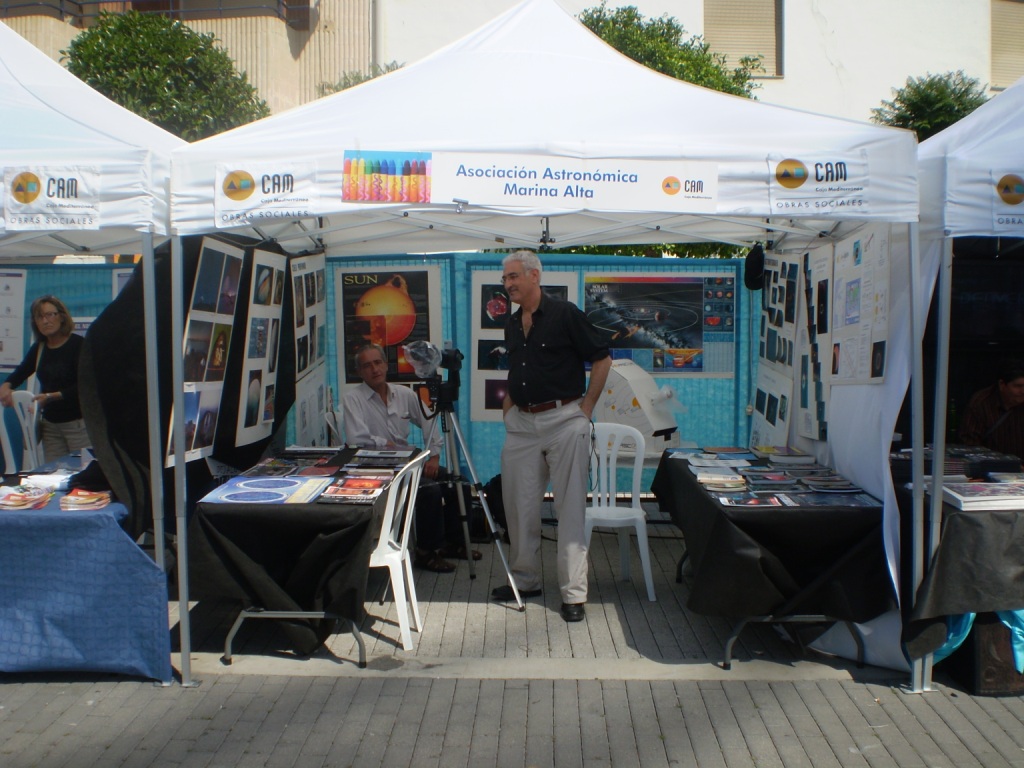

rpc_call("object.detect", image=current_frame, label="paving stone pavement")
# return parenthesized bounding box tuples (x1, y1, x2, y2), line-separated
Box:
(2, 668, 1023, 768)
(5, 515, 1022, 766)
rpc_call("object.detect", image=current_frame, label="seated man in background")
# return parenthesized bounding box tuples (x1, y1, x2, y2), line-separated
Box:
(343, 343, 478, 572)
(959, 357, 1024, 462)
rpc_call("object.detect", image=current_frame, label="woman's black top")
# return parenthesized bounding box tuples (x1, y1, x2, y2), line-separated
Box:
(3, 335, 84, 423)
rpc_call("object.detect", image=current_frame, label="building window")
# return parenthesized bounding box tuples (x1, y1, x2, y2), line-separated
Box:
(992, 0, 1024, 89)
(703, 0, 783, 77)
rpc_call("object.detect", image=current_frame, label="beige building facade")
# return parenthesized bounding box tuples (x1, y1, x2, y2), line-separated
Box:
(3, 0, 1023, 121)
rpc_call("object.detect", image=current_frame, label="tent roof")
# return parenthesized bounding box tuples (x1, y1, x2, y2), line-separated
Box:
(171, 0, 918, 255)
(0, 21, 184, 257)
(919, 75, 1024, 239)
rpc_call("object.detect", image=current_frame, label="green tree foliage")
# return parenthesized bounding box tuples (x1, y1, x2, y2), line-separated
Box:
(62, 11, 269, 141)
(578, 3, 761, 98)
(871, 70, 988, 141)
(318, 61, 404, 97)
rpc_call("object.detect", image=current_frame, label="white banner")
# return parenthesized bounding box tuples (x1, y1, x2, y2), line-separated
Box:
(3, 167, 100, 230)
(768, 152, 870, 216)
(214, 162, 318, 228)
(336, 150, 718, 213)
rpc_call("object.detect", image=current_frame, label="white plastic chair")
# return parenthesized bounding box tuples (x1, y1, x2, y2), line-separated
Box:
(11, 390, 43, 471)
(0, 406, 20, 474)
(369, 450, 428, 650)
(325, 409, 344, 447)
(585, 423, 656, 601)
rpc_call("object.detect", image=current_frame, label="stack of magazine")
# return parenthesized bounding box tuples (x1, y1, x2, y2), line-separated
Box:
(317, 448, 418, 505)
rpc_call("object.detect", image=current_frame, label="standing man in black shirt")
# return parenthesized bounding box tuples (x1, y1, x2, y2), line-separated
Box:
(492, 250, 611, 622)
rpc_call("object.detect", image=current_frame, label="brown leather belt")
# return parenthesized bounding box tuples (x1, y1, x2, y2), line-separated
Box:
(519, 397, 579, 414)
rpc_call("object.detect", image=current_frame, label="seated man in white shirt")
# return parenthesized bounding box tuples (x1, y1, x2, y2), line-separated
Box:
(342, 343, 479, 572)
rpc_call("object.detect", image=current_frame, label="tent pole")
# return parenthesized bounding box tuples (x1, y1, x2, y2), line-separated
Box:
(907, 222, 934, 693)
(916, 235, 954, 691)
(171, 235, 196, 687)
(141, 233, 166, 572)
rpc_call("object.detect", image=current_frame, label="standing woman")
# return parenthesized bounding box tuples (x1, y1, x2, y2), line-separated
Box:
(0, 295, 89, 461)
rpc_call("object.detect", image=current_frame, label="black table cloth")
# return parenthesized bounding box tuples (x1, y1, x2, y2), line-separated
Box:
(898, 486, 1024, 658)
(651, 453, 893, 623)
(189, 498, 375, 656)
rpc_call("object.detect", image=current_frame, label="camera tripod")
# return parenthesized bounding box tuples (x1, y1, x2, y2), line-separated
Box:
(423, 403, 526, 611)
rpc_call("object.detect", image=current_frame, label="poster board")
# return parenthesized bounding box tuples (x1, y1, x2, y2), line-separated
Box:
(291, 253, 328, 446)
(234, 249, 287, 447)
(469, 269, 577, 422)
(829, 225, 890, 384)
(0, 269, 27, 374)
(168, 237, 243, 465)
(334, 265, 443, 391)
(583, 272, 736, 376)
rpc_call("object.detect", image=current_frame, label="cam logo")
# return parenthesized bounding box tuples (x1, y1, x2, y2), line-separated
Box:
(10, 172, 41, 204)
(662, 177, 681, 195)
(997, 174, 1024, 206)
(223, 170, 256, 201)
(775, 159, 808, 190)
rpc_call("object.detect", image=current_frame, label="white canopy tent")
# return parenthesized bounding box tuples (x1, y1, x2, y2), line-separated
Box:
(171, 0, 916, 252)
(910, 75, 1024, 690)
(169, 0, 921, 679)
(0, 21, 184, 678)
(0, 21, 182, 257)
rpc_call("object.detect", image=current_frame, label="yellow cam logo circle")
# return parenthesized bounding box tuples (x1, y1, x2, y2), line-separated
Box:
(996, 174, 1024, 206)
(662, 177, 681, 195)
(776, 159, 809, 190)
(223, 171, 256, 201)
(10, 172, 42, 204)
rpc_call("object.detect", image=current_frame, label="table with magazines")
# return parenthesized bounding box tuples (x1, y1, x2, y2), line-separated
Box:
(188, 446, 403, 660)
(0, 487, 172, 681)
(651, 451, 892, 667)
(896, 483, 1024, 660)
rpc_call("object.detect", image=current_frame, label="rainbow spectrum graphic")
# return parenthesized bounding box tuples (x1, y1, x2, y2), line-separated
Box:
(342, 151, 432, 203)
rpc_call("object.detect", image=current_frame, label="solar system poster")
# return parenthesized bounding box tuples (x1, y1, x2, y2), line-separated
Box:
(583, 273, 736, 375)
(336, 266, 441, 386)
(168, 237, 244, 466)
(234, 249, 286, 448)
(470, 269, 577, 422)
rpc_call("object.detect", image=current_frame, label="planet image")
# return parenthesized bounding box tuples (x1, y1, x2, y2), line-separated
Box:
(355, 274, 417, 346)
(245, 376, 261, 427)
(486, 292, 508, 323)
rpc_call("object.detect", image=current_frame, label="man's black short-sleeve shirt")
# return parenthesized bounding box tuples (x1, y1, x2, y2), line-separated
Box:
(504, 292, 610, 407)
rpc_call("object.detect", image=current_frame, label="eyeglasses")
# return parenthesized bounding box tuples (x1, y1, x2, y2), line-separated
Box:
(35, 311, 60, 320)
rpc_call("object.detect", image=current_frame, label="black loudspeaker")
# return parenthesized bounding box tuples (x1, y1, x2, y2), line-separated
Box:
(743, 243, 765, 290)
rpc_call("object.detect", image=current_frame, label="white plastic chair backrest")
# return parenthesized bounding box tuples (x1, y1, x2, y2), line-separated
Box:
(325, 410, 344, 447)
(590, 423, 646, 510)
(10, 390, 42, 470)
(0, 406, 19, 474)
(371, 450, 428, 558)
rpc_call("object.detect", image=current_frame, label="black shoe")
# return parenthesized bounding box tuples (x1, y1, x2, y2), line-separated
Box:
(561, 602, 585, 622)
(491, 584, 541, 601)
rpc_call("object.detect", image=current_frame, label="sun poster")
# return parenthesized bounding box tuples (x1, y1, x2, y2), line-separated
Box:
(290, 253, 328, 446)
(583, 273, 736, 376)
(469, 269, 577, 422)
(234, 249, 286, 447)
(168, 237, 243, 466)
(335, 266, 442, 390)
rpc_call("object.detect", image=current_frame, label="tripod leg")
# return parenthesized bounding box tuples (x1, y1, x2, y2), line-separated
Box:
(447, 412, 525, 611)
(442, 422, 477, 579)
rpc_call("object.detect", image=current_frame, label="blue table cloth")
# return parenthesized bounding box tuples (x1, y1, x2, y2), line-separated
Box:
(0, 497, 172, 682)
